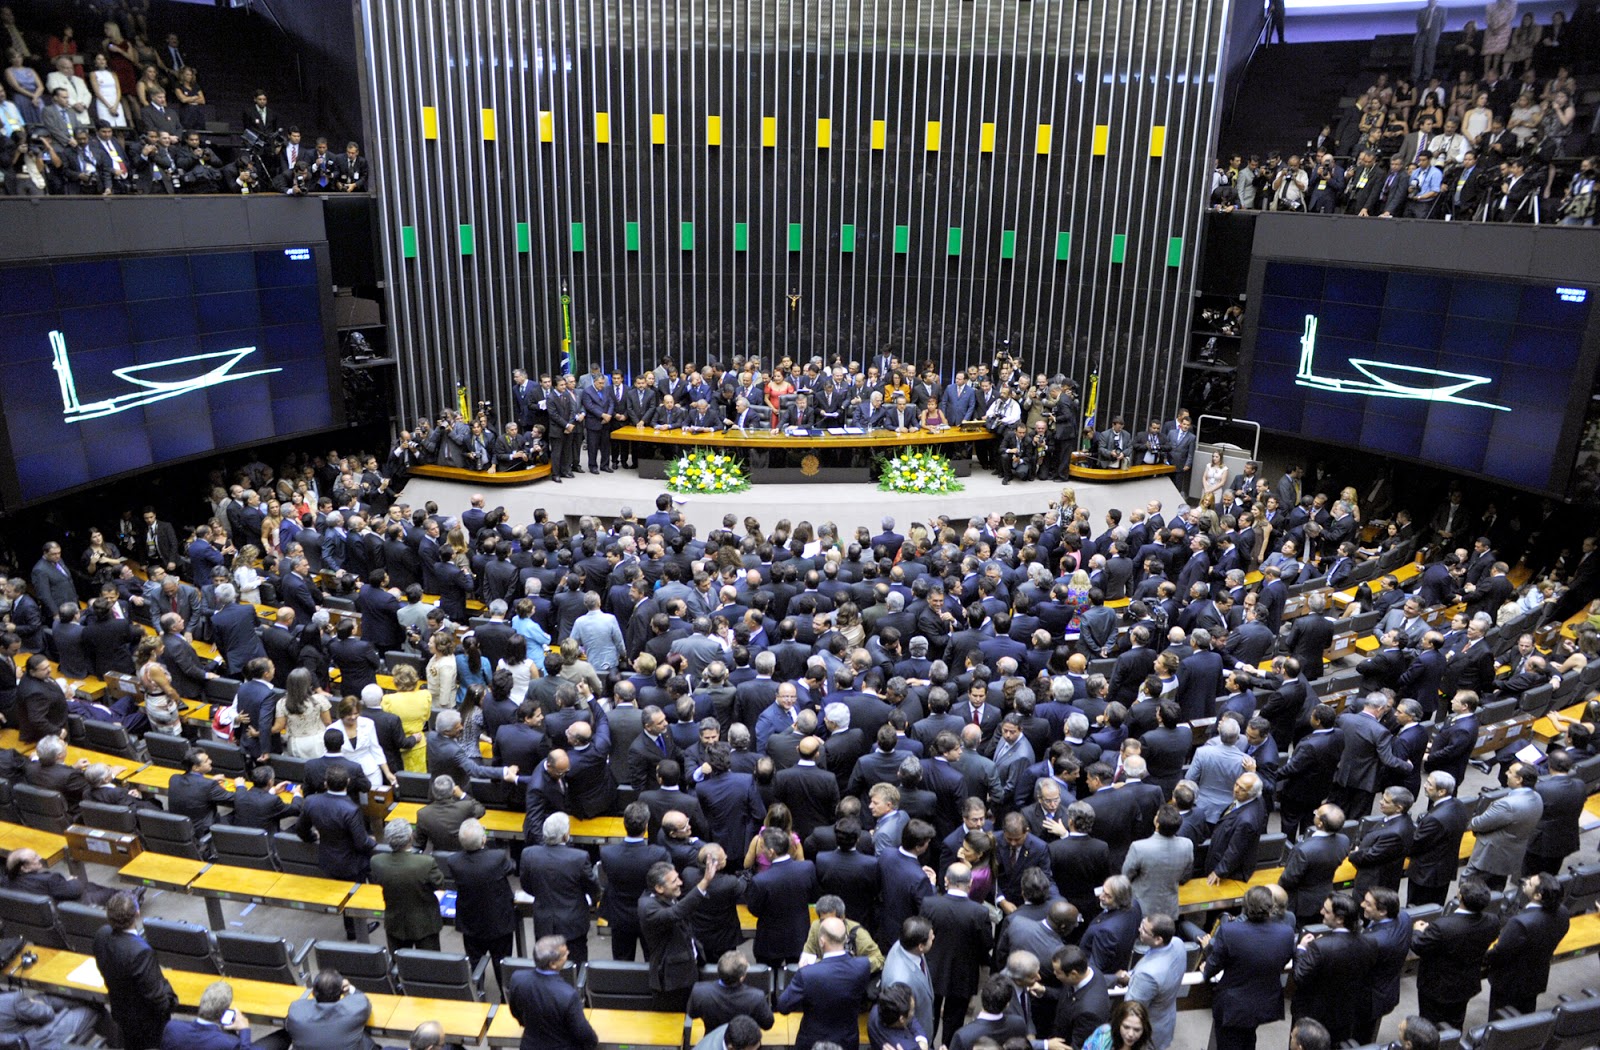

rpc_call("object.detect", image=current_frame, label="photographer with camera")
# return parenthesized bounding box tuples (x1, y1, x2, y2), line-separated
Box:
(1271, 154, 1309, 211)
(172, 129, 222, 193)
(274, 159, 312, 195)
(1559, 155, 1597, 226)
(134, 128, 178, 195)
(334, 140, 368, 192)
(1305, 150, 1345, 213)
(1404, 150, 1442, 218)
(3, 128, 59, 196)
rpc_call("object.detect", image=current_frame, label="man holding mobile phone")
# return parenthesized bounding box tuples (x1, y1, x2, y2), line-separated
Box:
(157, 980, 253, 1048)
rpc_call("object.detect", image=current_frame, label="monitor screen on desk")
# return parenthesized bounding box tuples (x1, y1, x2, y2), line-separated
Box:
(0, 245, 342, 506)
(1236, 260, 1598, 494)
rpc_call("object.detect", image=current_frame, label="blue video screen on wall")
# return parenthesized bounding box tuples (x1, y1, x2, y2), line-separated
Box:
(0, 246, 339, 505)
(1238, 261, 1594, 493)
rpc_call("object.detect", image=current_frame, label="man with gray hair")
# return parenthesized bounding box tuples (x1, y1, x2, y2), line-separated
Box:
(442, 817, 518, 989)
(369, 818, 445, 951)
(158, 980, 253, 1048)
(519, 811, 600, 965)
(1184, 717, 1249, 822)
(209, 580, 267, 675)
(427, 708, 519, 786)
(1330, 693, 1413, 821)
(505, 935, 597, 1050)
(822, 702, 865, 789)
(415, 773, 486, 852)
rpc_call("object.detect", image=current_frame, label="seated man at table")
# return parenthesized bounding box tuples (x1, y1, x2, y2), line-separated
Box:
(780, 394, 816, 431)
(84, 762, 163, 811)
(167, 747, 233, 842)
(24, 735, 91, 813)
(684, 398, 724, 434)
(876, 392, 918, 434)
(726, 397, 773, 432)
(230, 764, 303, 830)
(284, 969, 379, 1050)
(159, 980, 256, 1050)
(647, 395, 686, 430)
(853, 390, 885, 429)
(5, 846, 119, 905)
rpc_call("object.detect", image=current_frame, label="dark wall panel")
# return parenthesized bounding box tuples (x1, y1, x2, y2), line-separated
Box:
(362, 0, 1229, 426)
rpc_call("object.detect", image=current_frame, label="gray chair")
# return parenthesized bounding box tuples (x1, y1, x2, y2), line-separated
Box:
(501, 957, 583, 990)
(584, 960, 657, 1009)
(1252, 832, 1287, 871)
(211, 826, 277, 871)
(0, 888, 65, 948)
(144, 732, 192, 769)
(12, 785, 72, 834)
(395, 772, 433, 802)
(313, 941, 398, 994)
(205, 677, 243, 704)
(196, 739, 249, 776)
(1547, 991, 1600, 1050)
(77, 800, 139, 834)
(136, 808, 206, 860)
(395, 949, 489, 1001)
(697, 962, 772, 993)
(81, 718, 145, 761)
(268, 754, 309, 787)
(142, 917, 221, 974)
(1559, 862, 1600, 913)
(272, 833, 326, 878)
(384, 651, 425, 676)
(56, 901, 106, 953)
(216, 931, 313, 986)
(1462, 1010, 1556, 1050)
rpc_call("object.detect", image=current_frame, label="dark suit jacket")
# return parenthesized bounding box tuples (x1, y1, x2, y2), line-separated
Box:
(919, 891, 995, 998)
(1349, 814, 1414, 893)
(94, 926, 179, 1048)
(1204, 916, 1297, 1028)
(1278, 831, 1351, 920)
(1412, 910, 1502, 1003)
(949, 1015, 1027, 1050)
(1291, 929, 1373, 1041)
(1486, 904, 1572, 1002)
(210, 603, 267, 675)
(689, 979, 776, 1032)
(776, 952, 874, 1050)
(1334, 712, 1410, 793)
(519, 843, 599, 941)
(505, 968, 598, 1050)
(84, 615, 143, 677)
(1408, 797, 1471, 887)
(1050, 967, 1112, 1045)
(167, 771, 232, 837)
(1362, 914, 1413, 1020)
(816, 847, 880, 933)
(1528, 774, 1587, 862)
(747, 858, 821, 963)
(696, 771, 767, 865)
(1206, 797, 1267, 880)
(294, 791, 376, 881)
(1048, 834, 1111, 917)
(1080, 903, 1143, 975)
(1286, 615, 1335, 680)
(638, 887, 703, 992)
(160, 632, 215, 699)
(1423, 714, 1477, 786)
(445, 846, 517, 941)
(773, 763, 840, 840)
(599, 840, 669, 936)
(229, 786, 301, 831)
(370, 850, 444, 941)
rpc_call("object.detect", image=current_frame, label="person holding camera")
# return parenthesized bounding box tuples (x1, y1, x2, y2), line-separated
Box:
(1306, 151, 1345, 213)
(3, 129, 58, 196)
(1559, 155, 1597, 225)
(1404, 150, 1443, 217)
(274, 158, 312, 195)
(171, 129, 221, 193)
(1271, 154, 1308, 211)
(134, 128, 178, 194)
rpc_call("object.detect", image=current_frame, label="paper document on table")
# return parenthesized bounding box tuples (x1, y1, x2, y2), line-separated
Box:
(66, 958, 104, 986)
(828, 427, 866, 435)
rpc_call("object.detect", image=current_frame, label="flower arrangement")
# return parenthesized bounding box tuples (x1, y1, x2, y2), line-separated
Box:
(666, 449, 752, 494)
(877, 449, 964, 494)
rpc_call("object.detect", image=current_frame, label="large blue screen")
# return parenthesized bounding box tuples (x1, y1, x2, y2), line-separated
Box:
(0, 246, 337, 504)
(1239, 261, 1594, 493)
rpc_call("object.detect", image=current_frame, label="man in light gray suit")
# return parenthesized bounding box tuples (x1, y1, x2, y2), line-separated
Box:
(1183, 717, 1249, 823)
(879, 914, 937, 1037)
(1375, 597, 1428, 646)
(1463, 762, 1545, 891)
(1122, 804, 1194, 921)
(670, 617, 729, 679)
(1122, 914, 1187, 1050)
(285, 969, 379, 1050)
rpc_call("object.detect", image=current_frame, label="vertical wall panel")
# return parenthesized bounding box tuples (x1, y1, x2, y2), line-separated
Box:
(363, 0, 1227, 429)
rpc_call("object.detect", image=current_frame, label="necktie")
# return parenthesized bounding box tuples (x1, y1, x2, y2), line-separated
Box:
(169, 595, 178, 614)
(656, 734, 667, 755)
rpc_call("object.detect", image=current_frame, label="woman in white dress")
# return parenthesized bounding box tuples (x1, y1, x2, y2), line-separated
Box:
(1201, 450, 1230, 500)
(88, 52, 126, 128)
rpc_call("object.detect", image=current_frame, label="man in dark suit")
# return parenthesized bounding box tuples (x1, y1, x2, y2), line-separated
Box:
(599, 803, 668, 961)
(159, 612, 219, 699)
(353, 573, 405, 654)
(1290, 892, 1373, 1046)
(1441, 625, 1495, 701)
(94, 892, 179, 1050)
(562, 701, 616, 818)
(920, 862, 996, 1044)
(1049, 946, 1111, 1048)
(1284, 596, 1335, 680)
(158, 981, 256, 1049)
(1408, 771, 1472, 906)
(167, 747, 233, 840)
(229, 765, 302, 831)
(520, 811, 600, 965)
(1048, 803, 1111, 917)
(774, 737, 840, 840)
(294, 765, 377, 883)
(504, 935, 598, 1050)
(1348, 787, 1415, 894)
(946, 975, 1027, 1050)
(369, 819, 445, 951)
(640, 855, 721, 1010)
(1330, 695, 1412, 821)
(1275, 702, 1339, 842)
(1204, 773, 1267, 883)
(1204, 885, 1298, 1050)
(746, 827, 821, 966)
(1524, 748, 1586, 875)
(304, 727, 373, 798)
(1423, 691, 1478, 787)
(817, 815, 880, 932)
(628, 705, 681, 793)
(1485, 873, 1571, 1016)
(776, 916, 875, 1050)
(1411, 878, 1502, 1029)
(208, 586, 267, 676)
(689, 951, 776, 1033)
(1355, 886, 1412, 1043)
(1277, 804, 1351, 926)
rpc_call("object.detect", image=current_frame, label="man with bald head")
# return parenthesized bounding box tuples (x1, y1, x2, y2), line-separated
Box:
(524, 749, 570, 843)
(921, 861, 996, 1045)
(1205, 773, 1267, 884)
(777, 915, 874, 1050)
(774, 736, 839, 840)
(5, 847, 118, 904)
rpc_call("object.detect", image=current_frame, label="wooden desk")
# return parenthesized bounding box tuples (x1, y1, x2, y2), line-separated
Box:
(1534, 702, 1588, 744)
(369, 993, 490, 1041)
(1555, 912, 1600, 959)
(591, 1008, 697, 1048)
(0, 822, 68, 867)
(1177, 876, 1250, 913)
(413, 463, 553, 485)
(118, 852, 206, 890)
(569, 816, 626, 842)
(263, 872, 356, 912)
(1068, 462, 1178, 482)
(613, 423, 987, 451)
(4, 945, 300, 1021)
(60, 747, 141, 780)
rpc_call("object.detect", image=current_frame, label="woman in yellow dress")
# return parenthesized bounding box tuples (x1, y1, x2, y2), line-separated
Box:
(383, 663, 433, 773)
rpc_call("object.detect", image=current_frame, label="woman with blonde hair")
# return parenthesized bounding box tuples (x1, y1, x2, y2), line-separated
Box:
(231, 545, 263, 606)
(426, 630, 459, 710)
(134, 636, 183, 735)
(743, 802, 805, 871)
(383, 663, 433, 772)
(557, 637, 604, 697)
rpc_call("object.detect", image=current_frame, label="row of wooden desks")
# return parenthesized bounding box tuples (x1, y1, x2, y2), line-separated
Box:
(383, 802, 624, 844)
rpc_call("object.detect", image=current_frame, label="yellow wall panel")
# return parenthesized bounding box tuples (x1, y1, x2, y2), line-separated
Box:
(594, 111, 610, 144)
(1092, 124, 1110, 156)
(979, 122, 996, 153)
(422, 106, 438, 140)
(1150, 125, 1167, 157)
(538, 111, 553, 143)
(925, 121, 941, 152)
(1036, 124, 1052, 155)
(762, 116, 778, 147)
(481, 108, 496, 141)
(870, 119, 886, 150)
(707, 115, 722, 146)
(816, 118, 832, 148)
(651, 113, 667, 144)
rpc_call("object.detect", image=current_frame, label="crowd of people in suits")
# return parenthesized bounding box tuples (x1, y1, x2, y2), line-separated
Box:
(6, 428, 1600, 1049)
(0, 5, 365, 196)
